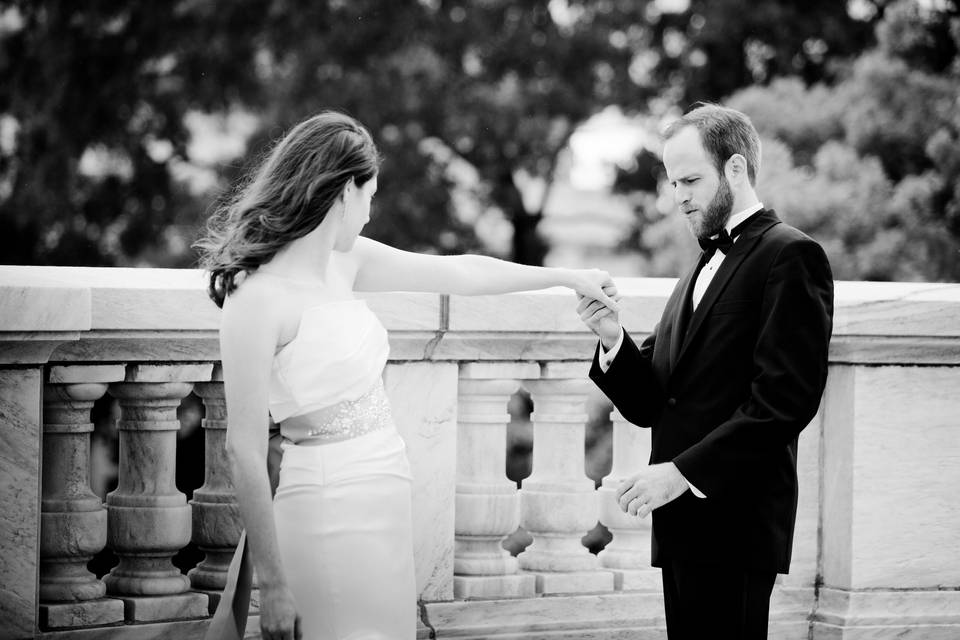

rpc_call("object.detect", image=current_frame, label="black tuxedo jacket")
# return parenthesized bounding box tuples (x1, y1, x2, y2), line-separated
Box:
(590, 209, 833, 573)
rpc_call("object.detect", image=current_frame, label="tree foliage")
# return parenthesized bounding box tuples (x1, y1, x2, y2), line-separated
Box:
(0, 0, 655, 267)
(617, 0, 960, 282)
(637, 0, 877, 105)
(3, 0, 958, 280)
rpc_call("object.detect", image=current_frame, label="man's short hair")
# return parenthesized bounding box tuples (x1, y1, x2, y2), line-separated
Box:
(663, 103, 762, 185)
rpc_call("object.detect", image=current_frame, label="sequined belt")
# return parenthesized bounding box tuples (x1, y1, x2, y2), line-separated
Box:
(279, 382, 393, 445)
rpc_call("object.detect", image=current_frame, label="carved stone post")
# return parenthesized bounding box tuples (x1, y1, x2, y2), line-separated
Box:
(189, 367, 242, 609)
(104, 363, 211, 622)
(597, 408, 660, 590)
(39, 365, 126, 629)
(454, 363, 537, 599)
(518, 363, 613, 594)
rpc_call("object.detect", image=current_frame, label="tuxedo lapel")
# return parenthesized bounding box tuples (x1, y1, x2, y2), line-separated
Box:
(675, 210, 780, 369)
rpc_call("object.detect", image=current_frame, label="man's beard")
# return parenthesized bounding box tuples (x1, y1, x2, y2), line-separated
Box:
(690, 176, 734, 240)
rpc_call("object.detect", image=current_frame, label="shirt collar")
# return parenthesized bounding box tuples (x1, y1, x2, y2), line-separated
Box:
(725, 202, 764, 235)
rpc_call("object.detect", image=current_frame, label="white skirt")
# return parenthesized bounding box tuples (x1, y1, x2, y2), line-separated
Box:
(273, 427, 416, 640)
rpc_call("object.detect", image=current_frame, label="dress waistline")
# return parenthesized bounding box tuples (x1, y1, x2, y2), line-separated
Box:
(278, 381, 392, 445)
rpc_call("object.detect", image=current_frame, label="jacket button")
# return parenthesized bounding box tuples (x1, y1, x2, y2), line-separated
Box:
(667, 397, 677, 407)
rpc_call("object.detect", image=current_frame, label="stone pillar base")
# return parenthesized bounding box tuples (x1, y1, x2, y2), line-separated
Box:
(454, 573, 537, 599)
(423, 591, 667, 639)
(416, 610, 433, 639)
(526, 569, 615, 595)
(611, 568, 662, 591)
(193, 588, 223, 614)
(40, 597, 125, 629)
(811, 587, 960, 640)
(116, 592, 209, 622)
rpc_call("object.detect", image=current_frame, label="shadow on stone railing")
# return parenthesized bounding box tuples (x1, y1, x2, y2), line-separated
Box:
(1, 266, 959, 640)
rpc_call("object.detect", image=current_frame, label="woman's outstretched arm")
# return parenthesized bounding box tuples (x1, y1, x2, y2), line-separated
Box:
(219, 284, 301, 640)
(350, 237, 620, 309)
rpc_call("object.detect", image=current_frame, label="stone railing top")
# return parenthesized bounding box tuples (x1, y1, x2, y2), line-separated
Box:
(1, 266, 959, 364)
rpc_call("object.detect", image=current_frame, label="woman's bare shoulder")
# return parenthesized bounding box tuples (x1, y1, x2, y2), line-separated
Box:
(220, 273, 286, 330)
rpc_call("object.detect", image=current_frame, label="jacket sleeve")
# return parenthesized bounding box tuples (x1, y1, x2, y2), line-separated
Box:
(589, 327, 665, 428)
(672, 238, 834, 496)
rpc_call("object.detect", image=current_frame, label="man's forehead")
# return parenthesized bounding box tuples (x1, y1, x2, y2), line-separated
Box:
(663, 128, 710, 175)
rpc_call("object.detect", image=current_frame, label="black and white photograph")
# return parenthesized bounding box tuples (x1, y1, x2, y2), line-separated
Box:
(1, 1, 958, 639)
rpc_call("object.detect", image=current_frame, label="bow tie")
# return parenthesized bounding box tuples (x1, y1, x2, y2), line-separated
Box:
(698, 229, 734, 258)
(697, 214, 759, 259)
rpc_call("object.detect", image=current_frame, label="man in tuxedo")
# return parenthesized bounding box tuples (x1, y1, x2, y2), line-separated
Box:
(578, 103, 833, 639)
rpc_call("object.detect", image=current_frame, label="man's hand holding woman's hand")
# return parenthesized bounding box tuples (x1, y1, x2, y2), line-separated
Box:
(570, 269, 621, 316)
(576, 286, 622, 350)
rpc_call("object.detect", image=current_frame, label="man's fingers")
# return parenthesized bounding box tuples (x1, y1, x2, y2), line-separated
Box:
(576, 294, 602, 314)
(636, 501, 653, 518)
(625, 494, 655, 517)
(618, 484, 641, 511)
(580, 305, 613, 325)
(576, 296, 593, 314)
(579, 298, 612, 320)
(577, 289, 621, 315)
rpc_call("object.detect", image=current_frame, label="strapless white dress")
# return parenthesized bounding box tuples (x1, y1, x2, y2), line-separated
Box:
(269, 300, 416, 640)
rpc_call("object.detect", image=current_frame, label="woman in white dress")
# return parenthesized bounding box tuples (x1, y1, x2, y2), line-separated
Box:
(197, 111, 619, 640)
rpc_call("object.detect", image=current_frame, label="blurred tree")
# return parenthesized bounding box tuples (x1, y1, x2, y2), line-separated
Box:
(640, 0, 878, 105)
(0, 1, 270, 265)
(245, 0, 653, 264)
(5, 0, 955, 272)
(0, 1, 475, 265)
(0, 0, 657, 267)
(733, 0, 960, 281)
(616, 0, 960, 282)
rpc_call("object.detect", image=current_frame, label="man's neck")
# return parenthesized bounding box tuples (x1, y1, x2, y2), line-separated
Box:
(724, 202, 764, 233)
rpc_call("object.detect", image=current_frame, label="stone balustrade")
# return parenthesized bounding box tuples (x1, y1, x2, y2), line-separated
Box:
(1, 266, 959, 640)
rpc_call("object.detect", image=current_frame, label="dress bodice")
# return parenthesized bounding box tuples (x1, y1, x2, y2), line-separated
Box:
(269, 299, 389, 425)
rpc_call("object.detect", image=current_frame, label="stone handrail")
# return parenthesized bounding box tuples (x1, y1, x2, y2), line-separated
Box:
(1, 266, 959, 639)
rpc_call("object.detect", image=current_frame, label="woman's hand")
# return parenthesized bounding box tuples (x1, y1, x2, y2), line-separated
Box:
(569, 269, 621, 313)
(259, 585, 302, 640)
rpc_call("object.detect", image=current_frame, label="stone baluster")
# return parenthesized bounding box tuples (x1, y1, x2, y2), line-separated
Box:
(454, 363, 538, 599)
(39, 365, 126, 629)
(597, 408, 660, 591)
(104, 363, 211, 622)
(518, 363, 614, 594)
(189, 366, 242, 610)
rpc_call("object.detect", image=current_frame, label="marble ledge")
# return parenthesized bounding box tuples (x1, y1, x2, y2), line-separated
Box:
(0, 332, 85, 365)
(424, 591, 665, 634)
(34, 618, 211, 640)
(827, 336, 960, 365)
(40, 598, 125, 630)
(813, 587, 960, 626)
(0, 267, 91, 332)
(115, 593, 208, 624)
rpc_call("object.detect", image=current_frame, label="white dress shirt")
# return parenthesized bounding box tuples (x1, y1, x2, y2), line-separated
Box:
(596, 203, 764, 499)
(691, 203, 764, 310)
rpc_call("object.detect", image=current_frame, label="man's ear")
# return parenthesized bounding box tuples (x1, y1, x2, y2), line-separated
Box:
(725, 154, 748, 185)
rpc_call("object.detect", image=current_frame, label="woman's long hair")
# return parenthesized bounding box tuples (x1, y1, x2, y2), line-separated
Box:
(195, 111, 380, 307)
